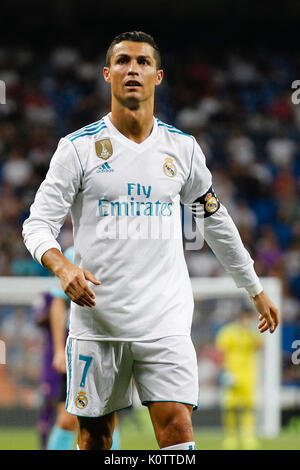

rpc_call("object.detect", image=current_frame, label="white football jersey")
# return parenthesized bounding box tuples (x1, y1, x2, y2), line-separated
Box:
(23, 113, 260, 341)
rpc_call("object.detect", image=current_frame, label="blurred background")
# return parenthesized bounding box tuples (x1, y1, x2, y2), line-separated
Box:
(0, 0, 300, 450)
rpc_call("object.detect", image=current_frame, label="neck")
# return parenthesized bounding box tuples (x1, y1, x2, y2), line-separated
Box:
(110, 99, 154, 143)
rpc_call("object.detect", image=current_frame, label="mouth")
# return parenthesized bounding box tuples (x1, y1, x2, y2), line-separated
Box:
(125, 80, 142, 88)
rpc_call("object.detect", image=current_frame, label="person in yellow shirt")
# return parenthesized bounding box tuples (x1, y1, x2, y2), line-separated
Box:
(216, 306, 262, 450)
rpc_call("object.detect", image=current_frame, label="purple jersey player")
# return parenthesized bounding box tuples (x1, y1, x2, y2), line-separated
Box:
(33, 292, 61, 449)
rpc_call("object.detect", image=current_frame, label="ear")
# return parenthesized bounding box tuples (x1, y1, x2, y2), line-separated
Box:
(155, 69, 164, 86)
(103, 67, 111, 83)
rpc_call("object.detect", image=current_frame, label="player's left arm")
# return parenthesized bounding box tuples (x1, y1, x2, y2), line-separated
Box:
(201, 205, 279, 334)
(180, 138, 279, 335)
(194, 202, 279, 334)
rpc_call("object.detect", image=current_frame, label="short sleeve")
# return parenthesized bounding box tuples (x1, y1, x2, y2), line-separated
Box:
(180, 138, 213, 205)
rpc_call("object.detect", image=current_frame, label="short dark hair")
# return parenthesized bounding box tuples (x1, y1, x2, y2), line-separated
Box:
(106, 31, 161, 69)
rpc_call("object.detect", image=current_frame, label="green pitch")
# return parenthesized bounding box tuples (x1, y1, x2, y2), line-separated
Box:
(0, 409, 299, 450)
(0, 427, 299, 450)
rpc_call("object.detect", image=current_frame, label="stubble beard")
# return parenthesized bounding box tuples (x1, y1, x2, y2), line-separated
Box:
(124, 96, 140, 111)
(113, 87, 153, 112)
(114, 88, 150, 111)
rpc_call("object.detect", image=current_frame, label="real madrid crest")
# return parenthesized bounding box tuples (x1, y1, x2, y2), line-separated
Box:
(204, 192, 218, 213)
(75, 391, 88, 409)
(95, 139, 113, 160)
(163, 157, 177, 178)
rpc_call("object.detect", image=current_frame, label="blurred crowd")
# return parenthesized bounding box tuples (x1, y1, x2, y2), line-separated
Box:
(0, 44, 300, 384)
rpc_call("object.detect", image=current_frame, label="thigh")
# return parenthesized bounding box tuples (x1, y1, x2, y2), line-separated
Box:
(240, 382, 255, 408)
(65, 337, 133, 417)
(132, 336, 199, 409)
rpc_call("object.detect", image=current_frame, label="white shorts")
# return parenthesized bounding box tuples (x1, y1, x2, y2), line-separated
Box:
(65, 335, 199, 417)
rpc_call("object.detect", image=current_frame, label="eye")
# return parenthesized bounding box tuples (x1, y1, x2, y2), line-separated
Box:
(117, 56, 128, 64)
(138, 57, 150, 65)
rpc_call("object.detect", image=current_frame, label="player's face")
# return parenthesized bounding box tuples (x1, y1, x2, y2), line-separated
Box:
(103, 41, 163, 108)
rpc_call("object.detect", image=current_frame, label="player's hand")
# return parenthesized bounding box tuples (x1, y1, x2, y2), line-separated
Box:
(58, 264, 101, 308)
(53, 350, 67, 373)
(249, 291, 279, 334)
(42, 249, 101, 308)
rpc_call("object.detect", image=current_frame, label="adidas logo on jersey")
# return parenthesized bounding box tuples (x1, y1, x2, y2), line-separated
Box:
(96, 162, 114, 173)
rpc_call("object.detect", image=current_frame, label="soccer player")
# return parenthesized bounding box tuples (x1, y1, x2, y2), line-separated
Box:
(216, 307, 262, 450)
(22, 31, 279, 450)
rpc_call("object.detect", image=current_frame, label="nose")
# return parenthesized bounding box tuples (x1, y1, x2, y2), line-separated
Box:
(128, 59, 139, 75)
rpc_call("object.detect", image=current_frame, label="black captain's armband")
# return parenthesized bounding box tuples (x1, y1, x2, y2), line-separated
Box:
(191, 186, 220, 218)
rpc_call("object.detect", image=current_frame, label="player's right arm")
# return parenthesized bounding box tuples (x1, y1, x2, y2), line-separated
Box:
(22, 138, 100, 308)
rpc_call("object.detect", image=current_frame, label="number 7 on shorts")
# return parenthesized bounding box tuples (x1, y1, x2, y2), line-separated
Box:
(79, 355, 93, 388)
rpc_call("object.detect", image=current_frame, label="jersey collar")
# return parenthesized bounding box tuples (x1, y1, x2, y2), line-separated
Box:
(104, 113, 158, 153)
